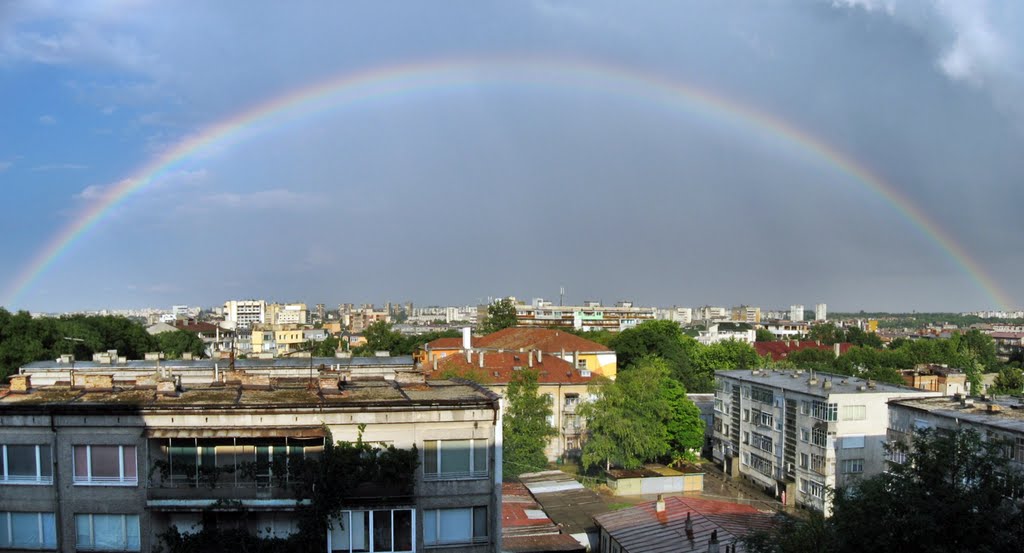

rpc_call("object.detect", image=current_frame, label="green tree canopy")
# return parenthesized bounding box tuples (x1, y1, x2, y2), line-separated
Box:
(755, 328, 776, 342)
(481, 298, 518, 334)
(502, 369, 557, 479)
(991, 366, 1024, 395)
(156, 330, 206, 359)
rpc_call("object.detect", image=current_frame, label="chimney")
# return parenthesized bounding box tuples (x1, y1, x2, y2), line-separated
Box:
(834, 343, 841, 358)
(433, 359, 438, 372)
(574, 350, 580, 366)
(479, 350, 485, 368)
(655, 494, 666, 513)
(466, 349, 472, 363)
(708, 530, 719, 553)
(529, 351, 534, 368)
(182, 352, 194, 361)
(684, 512, 693, 539)
(462, 327, 472, 350)
(823, 379, 832, 391)
(156, 378, 177, 397)
(537, 349, 542, 362)
(8, 374, 30, 394)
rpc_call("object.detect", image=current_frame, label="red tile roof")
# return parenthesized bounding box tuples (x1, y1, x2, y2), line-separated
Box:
(754, 341, 852, 361)
(594, 496, 777, 553)
(427, 351, 592, 385)
(476, 327, 610, 353)
(424, 337, 470, 350)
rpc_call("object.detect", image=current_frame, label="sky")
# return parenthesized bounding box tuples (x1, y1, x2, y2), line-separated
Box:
(1, 0, 1022, 313)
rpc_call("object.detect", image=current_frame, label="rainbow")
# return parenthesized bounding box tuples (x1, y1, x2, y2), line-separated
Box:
(3, 58, 1014, 309)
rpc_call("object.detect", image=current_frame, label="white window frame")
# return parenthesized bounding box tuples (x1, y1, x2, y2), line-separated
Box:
(72, 445, 138, 486)
(328, 508, 415, 553)
(422, 507, 488, 546)
(841, 405, 867, 420)
(74, 513, 140, 551)
(0, 445, 52, 485)
(841, 459, 864, 474)
(0, 511, 57, 550)
(422, 439, 488, 480)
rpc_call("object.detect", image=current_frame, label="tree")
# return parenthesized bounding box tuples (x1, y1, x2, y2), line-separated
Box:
(502, 369, 557, 479)
(991, 367, 1024, 395)
(156, 330, 206, 359)
(755, 328, 776, 342)
(356, 321, 402, 355)
(829, 428, 1024, 553)
(481, 298, 518, 334)
(580, 357, 671, 471)
(687, 339, 760, 393)
(660, 373, 704, 463)
(808, 323, 845, 345)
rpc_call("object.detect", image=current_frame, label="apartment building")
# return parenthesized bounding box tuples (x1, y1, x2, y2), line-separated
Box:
(731, 305, 762, 324)
(814, 304, 827, 322)
(514, 301, 655, 332)
(711, 369, 940, 514)
(343, 308, 391, 334)
(0, 364, 502, 553)
(224, 300, 267, 329)
(696, 323, 756, 345)
(429, 349, 594, 462)
(266, 303, 309, 325)
(250, 324, 310, 356)
(789, 305, 805, 322)
(888, 394, 1024, 470)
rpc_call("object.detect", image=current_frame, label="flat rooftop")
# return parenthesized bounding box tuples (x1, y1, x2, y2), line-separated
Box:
(889, 395, 1024, 434)
(20, 356, 415, 372)
(716, 369, 930, 397)
(0, 378, 497, 412)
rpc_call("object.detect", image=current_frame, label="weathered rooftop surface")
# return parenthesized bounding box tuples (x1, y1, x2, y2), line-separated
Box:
(717, 369, 928, 396)
(518, 471, 608, 537)
(20, 355, 415, 371)
(890, 395, 1024, 434)
(594, 496, 777, 553)
(0, 377, 498, 412)
(502, 482, 585, 553)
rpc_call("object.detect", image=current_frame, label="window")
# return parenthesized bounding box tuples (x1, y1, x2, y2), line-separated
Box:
(0, 445, 52, 485)
(749, 453, 773, 477)
(329, 509, 413, 552)
(841, 459, 864, 474)
(800, 401, 810, 415)
(799, 453, 809, 469)
(422, 507, 487, 546)
(423, 440, 487, 480)
(842, 435, 865, 449)
(576, 358, 587, 369)
(0, 512, 56, 550)
(73, 445, 137, 485)
(811, 401, 838, 422)
(742, 409, 750, 422)
(841, 405, 866, 420)
(753, 409, 773, 428)
(714, 398, 725, 413)
(75, 514, 140, 551)
(811, 454, 826, 475)
(800, 428, 810, 443)
(751, 386, 774, 404)
(751, 433, 773, 454)
(807, 480, 825, 499)
(811, 427, 828, 448)
(1015, 437, 1024, 464)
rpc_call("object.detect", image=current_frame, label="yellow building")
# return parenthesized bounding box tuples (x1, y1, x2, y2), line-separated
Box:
(250, 324, 308, 356)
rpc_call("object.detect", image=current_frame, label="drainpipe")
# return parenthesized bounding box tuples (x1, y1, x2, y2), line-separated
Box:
(50, 413, 63, 550)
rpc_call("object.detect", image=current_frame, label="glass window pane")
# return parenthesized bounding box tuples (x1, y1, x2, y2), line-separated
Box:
(41, 513, 56, 548)
(330, 512, 350, 553)
(438, 508, 471, 543)
(473, 441, 487, 473)
(93, 514, 124, 550)
(440, 440, 471, 474)
(74, 446, 89, 478)
(90, 446, 121, 479)
(422, 511, 436, 546)
(0, 513, 9, 547)
(123, 446, 137, 479)
(11, 512, 39, 547)
(351, 511, 369, 552)
(7, 446, 36, 477)
(39, 446, 52, 478)
(170, 445, 197, 478)
(125, 515, 140, 550)
(76, 514, 92, 548)
(373, 510, 392, 551)
(473, 506, 487, 538)
(423, 441, 437, 474)
(393, 510, 412, 551)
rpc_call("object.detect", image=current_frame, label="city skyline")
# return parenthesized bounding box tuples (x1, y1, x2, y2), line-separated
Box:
(2, 2, 1023, 312)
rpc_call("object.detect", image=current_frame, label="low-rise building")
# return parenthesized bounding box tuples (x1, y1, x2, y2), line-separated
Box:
(712, 369, 941, 513)
(887, 394, 1024, 470)
(899, 365, 969, 395)
(515, 301, 655, 332)
(696, 323, 755, 345)
(1, 363, 502, 552)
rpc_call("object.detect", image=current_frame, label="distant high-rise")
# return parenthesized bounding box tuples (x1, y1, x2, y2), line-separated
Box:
(815, 303, 827, 322)
(224, 299, 266, 329)
(790, 304, 805, 322)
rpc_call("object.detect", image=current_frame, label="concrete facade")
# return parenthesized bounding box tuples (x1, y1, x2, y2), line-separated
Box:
(0, 366, 502, 553)
(711, 369, 941, 514)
